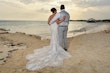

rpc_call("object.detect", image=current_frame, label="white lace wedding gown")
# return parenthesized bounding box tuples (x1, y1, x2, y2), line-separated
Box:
(26, 22, 71, 71)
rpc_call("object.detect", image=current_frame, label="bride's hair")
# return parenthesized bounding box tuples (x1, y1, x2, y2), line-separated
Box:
(51, 8, 57, 13)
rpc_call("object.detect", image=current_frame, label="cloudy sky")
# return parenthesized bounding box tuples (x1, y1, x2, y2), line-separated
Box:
(0, 0, 110, 21)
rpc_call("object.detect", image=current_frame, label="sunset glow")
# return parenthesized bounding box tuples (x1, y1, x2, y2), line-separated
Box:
(0, 0, 110, 20)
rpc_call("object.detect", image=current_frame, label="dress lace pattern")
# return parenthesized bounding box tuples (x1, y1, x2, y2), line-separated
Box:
(26, 23, 71, 71)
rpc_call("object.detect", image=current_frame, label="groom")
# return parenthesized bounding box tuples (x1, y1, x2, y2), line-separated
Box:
(49, 5, 70, 51)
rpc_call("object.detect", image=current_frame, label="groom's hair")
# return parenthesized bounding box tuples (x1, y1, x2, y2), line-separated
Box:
(51, 8, 57, 13)
(60, 5, 65, 10)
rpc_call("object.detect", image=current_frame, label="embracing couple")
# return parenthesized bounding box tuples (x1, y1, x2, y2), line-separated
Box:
(26, 5, 71, 71)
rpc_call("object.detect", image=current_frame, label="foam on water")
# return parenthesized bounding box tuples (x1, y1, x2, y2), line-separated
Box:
(0, 21, 109, 39)
(69, 23, 110, 37)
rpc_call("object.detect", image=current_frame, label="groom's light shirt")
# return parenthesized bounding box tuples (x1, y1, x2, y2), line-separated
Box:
(49, 13, 60, 24)
(49, 9, 70, 26)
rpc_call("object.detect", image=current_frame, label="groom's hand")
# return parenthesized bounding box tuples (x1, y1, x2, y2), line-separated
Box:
(56, 20, 60, 24)
(56, 16, 66, 24)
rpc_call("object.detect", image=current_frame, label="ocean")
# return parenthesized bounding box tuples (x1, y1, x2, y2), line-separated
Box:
(0, 20, 109, 39)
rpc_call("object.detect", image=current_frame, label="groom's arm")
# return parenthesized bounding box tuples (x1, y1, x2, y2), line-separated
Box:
(49, 13, 60, 24)
(56, 16, 66, 24)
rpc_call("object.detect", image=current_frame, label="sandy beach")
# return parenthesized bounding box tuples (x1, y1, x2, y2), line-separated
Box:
(0, 28, 110, 73)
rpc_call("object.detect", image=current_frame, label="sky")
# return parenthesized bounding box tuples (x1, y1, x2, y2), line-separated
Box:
(0, 0, 110, 21)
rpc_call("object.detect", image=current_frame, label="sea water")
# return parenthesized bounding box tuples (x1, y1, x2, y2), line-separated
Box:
(0, 20, 109, 39)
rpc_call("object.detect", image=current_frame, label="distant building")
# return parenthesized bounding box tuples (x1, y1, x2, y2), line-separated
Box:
(87, 18, 96, 23)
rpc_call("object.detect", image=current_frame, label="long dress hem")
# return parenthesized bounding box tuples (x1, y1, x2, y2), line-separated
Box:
(26, 23, 71, 71)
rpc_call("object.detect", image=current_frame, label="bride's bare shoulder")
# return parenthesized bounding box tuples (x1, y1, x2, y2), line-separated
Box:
(49, 14, 54, 19)
(48, 14, 54, 24)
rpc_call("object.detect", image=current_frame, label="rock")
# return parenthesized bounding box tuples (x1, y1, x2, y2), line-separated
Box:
(0, 52, 8, 60)
(17, 46, 27, 50)
(28, 34, 41, 39)
(8, 43, 27, 51)
(0, 49, 3, 53)
(3, 58, 7, 62)
(0, 31, 8, 34)
(0, 39, 27, 64)
(17, 43, 27, 49)
(5, 42, 15, 46)
(12, 43, 27, 50)
(8, 46, 19, 52)
(0, 60, 5, 65)
(0, 28, 9, 31)
(0, 46, 13, 52)
(7, 52, 11, 58)
(104, 30, 110, 33)
(15, 32, 26, 34)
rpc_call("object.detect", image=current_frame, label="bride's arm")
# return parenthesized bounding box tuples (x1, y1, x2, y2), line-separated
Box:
(49, 13, 60, 24)
(56, 16, 66, 24)
(48, 15, 52, 25)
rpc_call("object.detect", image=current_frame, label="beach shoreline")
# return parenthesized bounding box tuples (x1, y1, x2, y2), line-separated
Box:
(0, 28, 110, 73)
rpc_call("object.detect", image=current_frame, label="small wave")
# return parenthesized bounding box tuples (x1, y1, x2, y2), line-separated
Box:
(69, 24, 110, 37)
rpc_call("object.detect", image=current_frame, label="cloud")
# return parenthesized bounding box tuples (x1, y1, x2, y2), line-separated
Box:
(36, 8, 50, 13)
(0, 0, 110, 20)
(19, 0, 51, 4)
(70, 0, 110, 8)
(19, 0, 37, 4)
(0, 0, 25, 8)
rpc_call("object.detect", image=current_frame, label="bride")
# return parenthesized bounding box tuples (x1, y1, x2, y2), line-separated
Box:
(26, 8, 71, 71)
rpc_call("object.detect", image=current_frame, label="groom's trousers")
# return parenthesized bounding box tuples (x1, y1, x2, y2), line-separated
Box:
(58, 26, 68, 49)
